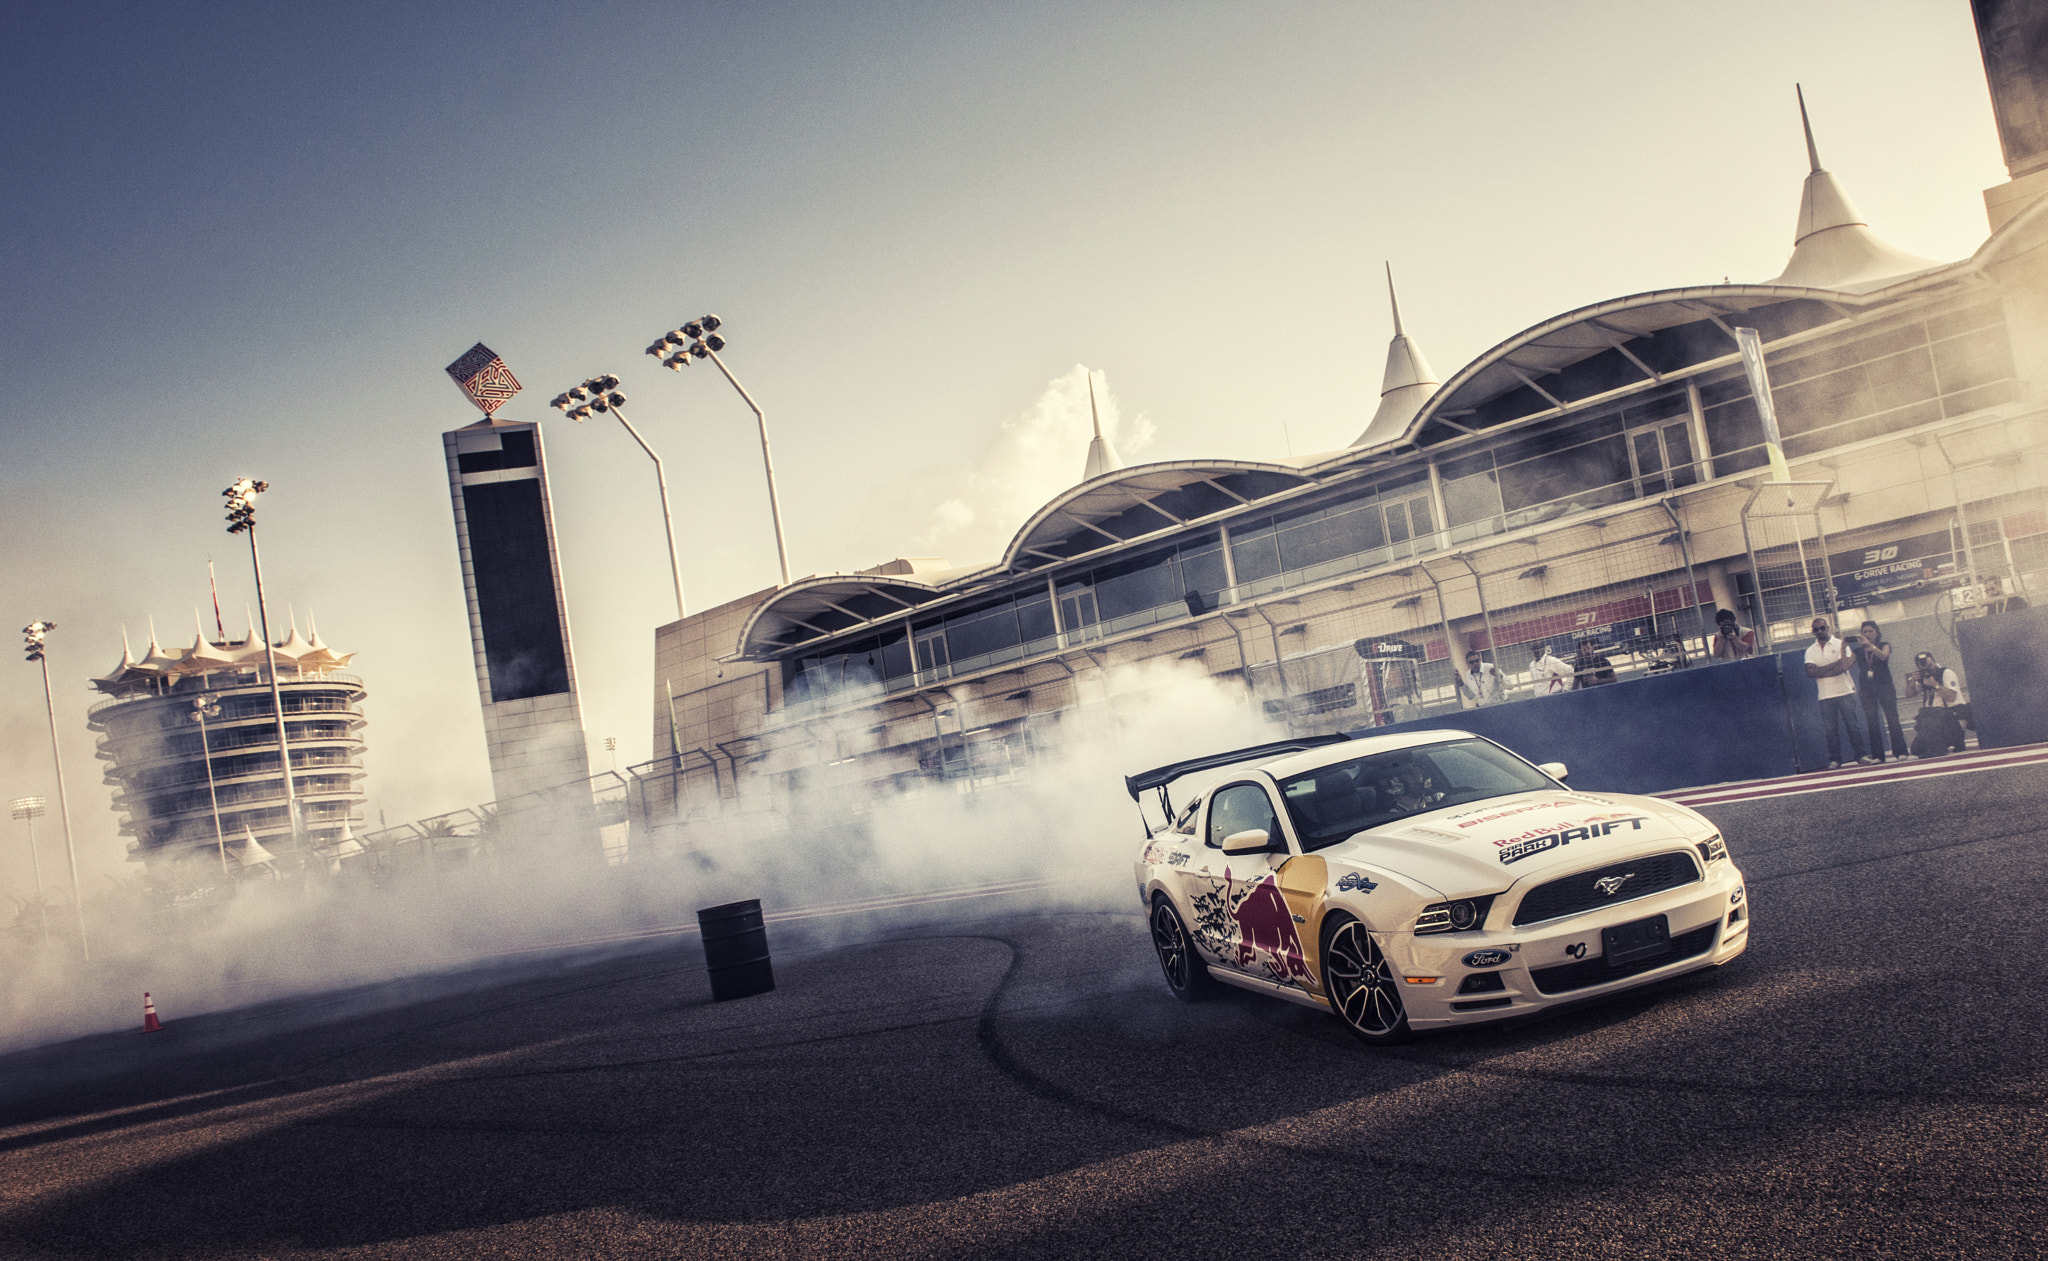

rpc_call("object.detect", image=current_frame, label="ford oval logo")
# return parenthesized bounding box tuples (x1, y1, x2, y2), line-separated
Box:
(1462, 949, 1512, 968)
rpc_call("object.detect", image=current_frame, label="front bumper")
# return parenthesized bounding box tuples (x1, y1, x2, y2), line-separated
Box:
(1393, 860, 1749, 1030)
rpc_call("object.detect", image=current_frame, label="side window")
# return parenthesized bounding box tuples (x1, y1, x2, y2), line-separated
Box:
(1207, 783, 1282, 849)
(1172, 795, 1203, 835)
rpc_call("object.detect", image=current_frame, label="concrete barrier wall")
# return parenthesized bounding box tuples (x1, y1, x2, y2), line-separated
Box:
(1957, 606, 2048, 748)
(1344, 655, 1796, 796)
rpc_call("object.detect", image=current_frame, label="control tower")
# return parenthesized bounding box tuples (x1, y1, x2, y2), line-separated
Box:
(442, 343, 592, 808)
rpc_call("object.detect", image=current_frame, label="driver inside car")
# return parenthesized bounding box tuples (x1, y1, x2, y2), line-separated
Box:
(1373, 756, 1443, 816)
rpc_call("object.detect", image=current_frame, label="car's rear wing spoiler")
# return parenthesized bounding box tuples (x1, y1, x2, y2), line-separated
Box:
(1124, 734, 1351, 801)
(1124, 733, 1351, 838)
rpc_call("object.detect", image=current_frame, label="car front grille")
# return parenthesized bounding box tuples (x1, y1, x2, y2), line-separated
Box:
(1512, 850, 1702, 927)
(1528, 920, 1719, 994)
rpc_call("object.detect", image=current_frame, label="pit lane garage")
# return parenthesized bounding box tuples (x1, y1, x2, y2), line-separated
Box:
(1128, 731, 1748, 1044)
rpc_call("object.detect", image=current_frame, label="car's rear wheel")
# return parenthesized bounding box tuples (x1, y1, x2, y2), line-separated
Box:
(1320, 913, 1410, 1044)
(1151, 895, 1213, 1002)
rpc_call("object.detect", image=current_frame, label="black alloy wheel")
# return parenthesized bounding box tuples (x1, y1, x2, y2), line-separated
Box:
(1320, 913, 1411, 1044)
(1151, 896, 1213, 1002)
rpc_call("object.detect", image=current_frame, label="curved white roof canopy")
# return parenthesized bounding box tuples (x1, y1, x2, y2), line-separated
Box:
(1351, 264, 1441, 449)
(1354, 284, 1926, 454)
(736, 572, 965, 658)
(734, 460, 1315, 659)
(1766, 87, 1943, 293)
(1000, 460, 1314, 573)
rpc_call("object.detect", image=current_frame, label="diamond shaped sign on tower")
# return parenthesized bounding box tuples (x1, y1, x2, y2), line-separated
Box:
(444, 342, 522, 417)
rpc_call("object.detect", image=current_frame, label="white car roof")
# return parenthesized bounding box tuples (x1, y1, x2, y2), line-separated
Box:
(1255, 729, 1481, 782)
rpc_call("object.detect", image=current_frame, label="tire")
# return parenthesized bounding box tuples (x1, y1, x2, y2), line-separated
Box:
(1150, 895, 1214, 1002)
(1319, 913, 1411, 1045)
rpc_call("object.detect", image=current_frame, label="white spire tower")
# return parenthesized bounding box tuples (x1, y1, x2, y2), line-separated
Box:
(1081, 370, 1124, 481)
(1767, 85, 1941, 292)
(1350, 264, 1441, 448)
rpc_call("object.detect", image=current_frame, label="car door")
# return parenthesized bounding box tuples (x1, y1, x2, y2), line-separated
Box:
(1176, 781, 1305, 981)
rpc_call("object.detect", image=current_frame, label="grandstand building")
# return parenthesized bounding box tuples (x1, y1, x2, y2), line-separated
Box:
(87, 622, 368, 879)
(630, 70, 2048, 848)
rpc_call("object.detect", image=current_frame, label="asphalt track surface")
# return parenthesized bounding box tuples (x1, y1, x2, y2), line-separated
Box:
(2, 763, 2045, 1259)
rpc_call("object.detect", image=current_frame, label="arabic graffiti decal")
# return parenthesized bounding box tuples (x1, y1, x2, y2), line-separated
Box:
(1335, 871, 1379, 894)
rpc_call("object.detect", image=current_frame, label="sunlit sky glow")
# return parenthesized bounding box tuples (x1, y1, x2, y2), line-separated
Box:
(0, 2, 2010, 899)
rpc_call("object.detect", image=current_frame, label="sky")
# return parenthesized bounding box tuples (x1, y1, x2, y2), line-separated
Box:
(0, 1, 2012, 904)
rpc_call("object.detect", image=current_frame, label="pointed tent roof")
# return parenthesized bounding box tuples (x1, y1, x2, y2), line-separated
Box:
(1351, 264, 1441, 448)
(182, 612, 240, 672)
(269, 624, 318, 666)
(298, 615, 354, 670)
(1766, 86, 1943, 293)
(233, 827, 277, 868)
(1080, 371, 1124, 482)
(322, 821, 365, 860)
(92, 633, 140, 690)
(138, 625, 179, 674)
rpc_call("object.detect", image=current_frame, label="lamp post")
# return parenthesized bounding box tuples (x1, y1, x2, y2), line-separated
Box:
(22, 623, 88, 960)
(9, 796, 50, 946)
(549, 376, 689, 622)
(221, 480, 303, 866)
(648, 315, 792, 587)
(190, 694, 228, 875)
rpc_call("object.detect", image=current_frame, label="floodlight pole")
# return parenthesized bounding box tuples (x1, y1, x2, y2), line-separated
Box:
(701, 346, 791, 587)
(29, 641, 89, 960)
(193, 698, 229, 875)
(227, 498, 305, 868)
(10, 799, 50, 946)
(609, 405, 689, 621)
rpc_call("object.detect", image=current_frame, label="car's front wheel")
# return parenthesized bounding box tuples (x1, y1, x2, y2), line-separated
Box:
(1151, 895, 1213, 1002)
(1320, 913, 1410, 1044)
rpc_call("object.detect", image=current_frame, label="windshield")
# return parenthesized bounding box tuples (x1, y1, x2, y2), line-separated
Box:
(1277, 738, 1556, 852)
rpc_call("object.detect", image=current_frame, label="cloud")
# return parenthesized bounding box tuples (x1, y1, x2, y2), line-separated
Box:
(864, 365, 1156, 567)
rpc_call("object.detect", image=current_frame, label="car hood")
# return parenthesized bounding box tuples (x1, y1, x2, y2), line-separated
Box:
(1323, 789, 1704, 897)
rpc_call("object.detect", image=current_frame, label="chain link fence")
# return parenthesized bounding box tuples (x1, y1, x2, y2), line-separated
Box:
(1739, 482, 1837, 648)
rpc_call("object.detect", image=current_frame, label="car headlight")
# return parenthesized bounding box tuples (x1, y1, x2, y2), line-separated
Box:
(1414, 895, 1497, 934)
(1696, 833, 1728, 864)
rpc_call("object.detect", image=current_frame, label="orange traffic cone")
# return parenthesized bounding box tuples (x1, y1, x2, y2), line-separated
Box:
(142, 992, 163, 1033)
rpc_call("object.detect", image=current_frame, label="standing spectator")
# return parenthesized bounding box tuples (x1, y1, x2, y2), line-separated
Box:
(1456, 650, 1505, 707)
(1708, 608, 1757, 660)
(1572, 637, 1616, 688)
(1530, 643, 1574, 696)
(1804, 618, 1874, 769)
(1854, 619, 1906, 762)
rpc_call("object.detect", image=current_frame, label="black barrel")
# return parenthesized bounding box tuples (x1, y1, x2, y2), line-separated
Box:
(697, 899, 775, 1001)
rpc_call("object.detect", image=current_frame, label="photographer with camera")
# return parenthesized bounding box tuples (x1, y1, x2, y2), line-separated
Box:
(1907, 651, 1966, 758)
(1708, 608, 1757, 660)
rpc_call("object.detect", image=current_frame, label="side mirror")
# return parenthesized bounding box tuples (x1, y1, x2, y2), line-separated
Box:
(1538, 761, 1569, 782)
(1221, 828, 1273, 854)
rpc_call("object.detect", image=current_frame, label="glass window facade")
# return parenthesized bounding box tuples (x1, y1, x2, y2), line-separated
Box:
(774, 297, 2019, 713)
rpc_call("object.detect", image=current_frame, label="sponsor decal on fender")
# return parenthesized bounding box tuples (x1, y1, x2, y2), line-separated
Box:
(1167, 851, 1191, 867)
(1335, 871, 1378, 893)
(1497, 816, 1646, 865)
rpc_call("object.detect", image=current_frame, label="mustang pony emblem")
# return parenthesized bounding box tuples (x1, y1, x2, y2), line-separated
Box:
(1593, 873, 1636, 896)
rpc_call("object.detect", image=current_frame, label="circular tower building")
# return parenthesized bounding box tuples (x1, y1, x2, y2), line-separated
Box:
(87, 621, 368, 881)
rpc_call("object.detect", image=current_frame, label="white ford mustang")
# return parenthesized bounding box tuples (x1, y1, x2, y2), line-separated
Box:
(1128, 730, 1748, 1044)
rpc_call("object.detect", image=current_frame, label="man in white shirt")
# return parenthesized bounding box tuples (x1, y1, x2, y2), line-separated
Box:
(1530, 643, 1574, 697)
(1456, 650, 1505, 707)
(1805, 618, 1874, 769)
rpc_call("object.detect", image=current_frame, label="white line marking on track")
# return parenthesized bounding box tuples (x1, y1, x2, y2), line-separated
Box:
(1660, 742, 2048, 807)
